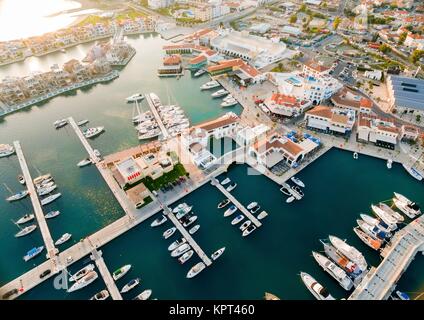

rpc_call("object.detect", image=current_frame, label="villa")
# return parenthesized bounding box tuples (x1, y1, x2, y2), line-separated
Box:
(305, 105, 356, 136)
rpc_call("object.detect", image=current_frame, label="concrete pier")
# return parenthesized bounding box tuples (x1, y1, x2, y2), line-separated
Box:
(90, 249, 122, 300)
(211, 178, 262, 228)
(144, 93, 169, 139)
(68, 117, 101, 163)
(13, 141, 59, 260)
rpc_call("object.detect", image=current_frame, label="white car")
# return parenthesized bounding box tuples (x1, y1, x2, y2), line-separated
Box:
(66, 256, 73, 264)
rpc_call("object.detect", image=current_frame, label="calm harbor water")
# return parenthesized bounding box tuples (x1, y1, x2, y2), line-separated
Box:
(0, 34, 423, 300)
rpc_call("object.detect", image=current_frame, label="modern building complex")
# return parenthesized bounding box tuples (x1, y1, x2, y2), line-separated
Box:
(387, 75, 424, 116)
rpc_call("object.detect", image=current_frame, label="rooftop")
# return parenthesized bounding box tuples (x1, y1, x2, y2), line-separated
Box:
(388, 75, 424, 111)
(193, 113, 239, 132)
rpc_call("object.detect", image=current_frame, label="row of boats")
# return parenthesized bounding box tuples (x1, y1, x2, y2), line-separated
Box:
(200, 80, 239, 107)
(53, 118, 89, 129)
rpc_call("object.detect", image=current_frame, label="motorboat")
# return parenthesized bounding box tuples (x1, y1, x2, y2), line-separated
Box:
(312, 251, 353, 291)
(134, 289, 152, 300)
(353, 152, 358, 159)
(171, 243, 191, 257)
(211, 89, 228, 98)
(286, 196, 295, 203)
(217, 199, 231, 209)
(250, 204, 261, 214)
(178, 250, 193, 264)
(247, 202, 258, 210)
(18, 174, 25, 185)
(83, 127, 104, 139)
(133, 112, 153, 123)
(182, 215, 198, 228)
(6, 190, 29, 202)
(290, 176, 305, 188)
(77, 119, 89, 126)
(175, 205, 193, 219)
(280, 186, 291, 196)
(186, 262, 206, 278)
(163, 227, 176, 239)
(357, 219, 389, 240)
(126, 93, 144, 102)
(242, 224, 256, 237)
(231, 214, 244, 225)
(223, 95, 234, 101)
(387, 159, 392, 169)
(0, 144, 15, 158)
(224, 205, 237, 217)
(45, 210, 60, 219)
(211, 247, 225, 261)
(393, 198, 421, 219)
(112, 264, 131, 281)
(329, 235, 368, 271)
(394, 192, 415, 205)
(33, 173, 52, 185)
(41, 193, 61, 206)
(168, 238, 187, 251)
(322, 241, 362, 277)
(55, 233, 72, 245)
(240, 220, 251, 231)
(360, 213, 393, 234)
(221, 178, 231, 185)
(69, 264, 95, 282)
(402, 164, 423, 181)
(257, 211, 268, 220)
(221, 98, 238, 107)
(193, 69, 206, 77)
(77, 158, 92, 167)
(200, 80, 220, 90)
(291, 185, 304, 197)
(67, 271, 98, 293)
(93, 149, 101, 158)
(226, 182, 237, 192)
(23, 246, 44, 262)
(264, 292, 281, 300)
(396, 291, 410, 301)
(189, 224, 200, 235)
(15, 225, 37, 238)
(353, 227, 382, 251)
(38, 185, 57, 196)
(150, 215, 167, 227)
(121, 278, 140, 293)
(371, 204, 398, 226)
(172, 203, 190, 214)
(377, 202, 404, 222)
(17, 214, 35, 224)
(138, 129, 161, 140)
(90, 290, 110, 300)
(36, 181, 54, 189)
(54, 119, 68, 129)
(300, 272, 335, 300)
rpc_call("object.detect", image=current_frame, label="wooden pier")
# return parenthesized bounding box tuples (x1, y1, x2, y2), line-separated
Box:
(90, 249, 122, 300)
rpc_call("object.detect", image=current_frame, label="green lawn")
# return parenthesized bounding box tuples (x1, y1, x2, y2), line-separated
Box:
(141, 163, 188, 191)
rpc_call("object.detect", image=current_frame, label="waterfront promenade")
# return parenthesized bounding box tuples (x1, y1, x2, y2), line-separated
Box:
(90, 249, 122, 300)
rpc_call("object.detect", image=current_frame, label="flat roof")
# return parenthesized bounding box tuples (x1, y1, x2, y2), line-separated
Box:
(389, 75, 424, 111)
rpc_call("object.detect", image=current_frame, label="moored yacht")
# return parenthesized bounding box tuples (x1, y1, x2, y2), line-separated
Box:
(211, 247, 225, 261)
(90, 290, 110, 300)
(186, 262, 206, 278)
(77, 119, 89, 126)
(194, 69, 206, 77)
(372, 203, 403, 223)
(45, 210, 60, 219)
(357, 219, 389, 240)
(378, 202, 404, 223)
(83, 127, 104, 139)
(54, 119, 68, 129)
(211, 89, 228, 98)
(217, 199, 231, 209)
(393, 193, 421, 218)
(250, 204, 261, 214)
(322, 241, 362, 277)
(171, 243, 190, 257)
(77, 158, 92, 167)
(402, 164, 423, 181)
(178, 250, 194, 264)
(280, 186, 291, 196)
(247, 202, 258, 210)
(18, 174, 25, 185)
(353, 227, 382, 251)
(23, 246, 44, 262)
(134, 289, 152, 300)
(150, 215, 167, 227)
(329, 235, 368, 271)
(6, 190, 29, 202)
(226, 182, 237, 192)
(371, 204, 398, 226)
(33, 173, 52, 185)
(121, 278, 140, 293)
(182, 215, 197, 228)
(360, 213, 393, 234)
(67, 271, 98, 293)
(224, 205, 237, 217)
(69, 264, 95, 282)
(242, 224, 256, 237)
(200, 80, 220, 90)
(231, 214, 244, 225)
(300, 272, 335, 300)
(163, 227, 176, 239)
(0, 144, 15, 158)
(387, 159, 393, 169)
(221, 98, 238, 107)
(126, 93, 144, 102)
(38, 185, 57, 196)
(312, 251, 353, 291)
(220, 178, 231, 185)
(112, 264, 131, 281)
(189, 224, 200, 235)
(257, 211, 268, 220)
(15, 225, 37, 238)
(17, 213, 35, 224)
(168, 238, 187, 251)
(41, 193, 61, 206)
(55, 233, 72, 245)
(290, 176, 305, 188)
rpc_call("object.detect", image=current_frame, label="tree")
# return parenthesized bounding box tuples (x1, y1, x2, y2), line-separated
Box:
(333, 16, 341, 30)
(410, 49, 424, 64)
(289, 14, 297, 24)
(379, 44, 391, 54)
(299, 4, 306, 12)
(417, 115, 421, 123)
(398, 32, 407, 45)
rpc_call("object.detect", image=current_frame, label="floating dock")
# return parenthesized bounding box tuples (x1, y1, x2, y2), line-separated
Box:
(90, 249, 122, 300)
(211, 177, 262, 228)
(144, 93, 169, 139)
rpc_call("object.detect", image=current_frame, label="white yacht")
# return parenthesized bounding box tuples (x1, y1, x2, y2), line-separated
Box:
(17, 214, 35, 225)
(112, 264, 131, 281)
(221, 178, 231, 185)
(360, 213, 392, 234)
(67, 271, 98, 293)
(0, 144, 15, 158)
(126, 93, 144, 102)
(55, 233, 72, 246)
(231, 214, 244, 225)
(163, 227, 176, 239)
(387, 159, 393, 169)
(90, 290, 110, 300)
(77, 119, 89, 126)
(194, 69, 206, 77)
(54, 119, 68, 129)
(312, 251, 353, 291)
(224, 205, 237, 217)
(189, 224, 200, 235)
(300, 272, 335, 300)
(178, 250, 193, 264)
(378, 202, 404, 223)
(41, 193, 61, 206)
(211, 89, 228, 98)
(168, 238, 187, 251)
(134, 289, 152, 300)
(45, 210, 60, 219)
(371, 204, 398, 226)
(221, 98, 238, 107)
(182, 215, 197, 228)
(77, 158, 92, 167)
(18, 174, 25, 185)
(242, 224, 256, 237)
(239, 220, 251, 231)
(329, 235, 368, 271)
(226, 182, 237, 192)
(402, 164, 423, 181)
(83, 127, 104, 139)
(200, 80, 220, 90)
(257, 211, 268, 220)
(15, 225, 37, 238)
(247, 202, 258, 210)
(69, 264, 95, 282)
(290, 176, 305, 188)
(150, 215, 167, 227)
(171, 243, 190, 257)
(38, 185, 57, 196)
(138, 128, 161, 140)
(6, 190, 29, 202)
(211, 247, 225, 261)
(121, 278, 140, 293)
(393, 198, 421, 219)
(186, 262, 206, 279)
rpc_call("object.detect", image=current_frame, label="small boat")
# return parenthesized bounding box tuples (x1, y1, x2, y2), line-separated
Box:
(172, 203, 191, 214)
(36, 181, 54, 189)
(396, 290, 410, 301)
(257, 211, 268, 220)
(247, 202, 257, 210)
(286, 196, 295, 203)
(134, 289, 152, 300)
(291, 185, 304, 197)
(54, 119, 68, 129)
(69, 264, 95, 282)
(171, 243, 190, 257)
(387, 159, 392, 169)
(211, 247, 225, 261)
(77, 119, 89, 126)
(242, 224, 256, 237)
(33, 174, 52, 185)
(231, 214, 244, 225)
(377, 202, 403, 222)
(90, 290, 109, 300)
(186, 262, 206, 278)
(0, 143, 15, 158)
(6, 190, 29, 202)
(112, 264, 132, 281)
(38, 185, 57, 196)
(371, 204, 398, 226)
(360, 213, 393, 234)
(218, 199, 231, 209)
(221, 98, 238, 107)
(200, 80, 220, 90)
(126, 93, 144, 102)
(353, 227, 382, 251)
(300, 272, 335, 300)
(224, 205, 237, 217)
(168, 238, 187, 251)
(189, 224, 200, 235)
(357, 219, 389, 240)
(280, 186, 291, 196)
(211, 89, 229, 98)
(23, 246, 44, 262)
(193, 69, 206, 77)
(178, 250, 193, 264)
(67, 271, 98, 293)
(41, 193, 61, 206)
(150, 215, 167, 227)
(226, 182, 237, 192)
(290, 176, 305, 188)
(250, 204, 261, 214)
(393, 193, 421, 218)
(55, 233, 72, 245)
(121, 278, 140, 293)
(45, 210, 60, 219)
(77, 158, 92, 167)
(163, 227, 176, 239)
(182, 215, 197, 228)
(94, 149, 101, 158)
(221, 178, 231, 185)
(15, 225, 37, 237)
(329, 235, 368, 271)
(16, 214, 35, 224)
(240, 220, 251, 231)
(264, 292, 281, 300)
(312, 251, 353, 291)
(138, 129, 161, 140)
(83, 127, 104, 139)
(18, 174, 26, 185)
(353, 152, 358, 159)
(402, 164, 423, 181)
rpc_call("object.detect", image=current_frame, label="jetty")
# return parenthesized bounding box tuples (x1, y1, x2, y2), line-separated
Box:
(211, 177, 262, 228)
(13, 141, 59, 260)
(90, 249, 122, 300)
(349, 215, 424, 300)
(68, 117, 101, 163)
(144, 93, 169, 139)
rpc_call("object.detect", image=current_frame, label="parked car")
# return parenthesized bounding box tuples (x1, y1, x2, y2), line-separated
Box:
(2, 288, 18, 299)
(39, 269, 51, 279)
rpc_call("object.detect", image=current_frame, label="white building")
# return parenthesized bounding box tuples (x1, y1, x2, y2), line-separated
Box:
(364, 70, 383, 81)
(331, 87, 373, 115)
(148, 0, 174, 9)
(236, 124, 270, 147)
(264, 93, 312, 117)
(357, 114, 399, 149)
(305, 105, 356, 135)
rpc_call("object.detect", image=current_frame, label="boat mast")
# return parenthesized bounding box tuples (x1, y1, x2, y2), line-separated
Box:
(3, 182, 13, 195)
